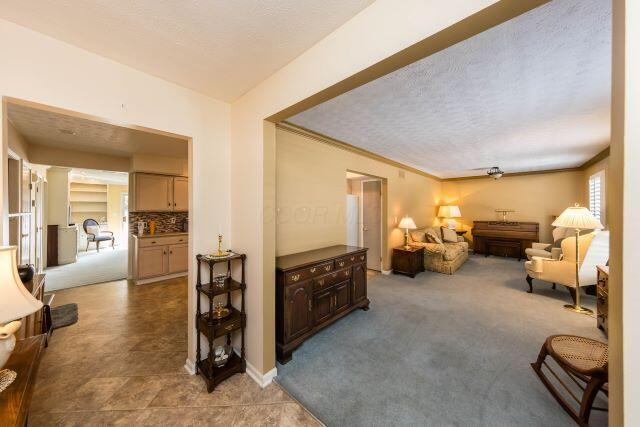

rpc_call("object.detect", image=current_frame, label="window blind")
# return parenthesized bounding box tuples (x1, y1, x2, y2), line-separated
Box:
(589, 175, 602, 221)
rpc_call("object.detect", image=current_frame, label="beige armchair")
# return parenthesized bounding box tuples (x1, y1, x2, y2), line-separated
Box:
(525, 227, 573, 260)
(524, 231, 609, 303)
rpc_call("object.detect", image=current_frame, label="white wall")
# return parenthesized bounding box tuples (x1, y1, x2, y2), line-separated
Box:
(0, 19, 231, 369)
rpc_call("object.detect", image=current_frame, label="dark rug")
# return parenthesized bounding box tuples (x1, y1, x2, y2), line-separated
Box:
(51, 303, 78, 329)
(276, 255, 608, 426)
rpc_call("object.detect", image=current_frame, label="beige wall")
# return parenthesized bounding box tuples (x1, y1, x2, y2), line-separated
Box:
(131, 154, 188, 176)
(29, 144, 131, 171)
(0, 19, 230, 375)
(441, 171, 584, 243)
(610, 1, 639, 424)
(276, 126, 440, 271)
(107, 184, 128, 244)
(46, 167, 70, 226)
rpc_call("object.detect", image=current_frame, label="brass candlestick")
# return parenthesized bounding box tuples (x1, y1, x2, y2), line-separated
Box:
(217, 234, 223, 256)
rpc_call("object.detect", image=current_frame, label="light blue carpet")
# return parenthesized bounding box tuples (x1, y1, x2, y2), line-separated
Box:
(276, 255, 608, 426)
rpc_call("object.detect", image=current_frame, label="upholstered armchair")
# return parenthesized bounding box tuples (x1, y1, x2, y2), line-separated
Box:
(82, 219, 115, 252)
(525, 227, 573, 260)
(524, 231, 609, 303)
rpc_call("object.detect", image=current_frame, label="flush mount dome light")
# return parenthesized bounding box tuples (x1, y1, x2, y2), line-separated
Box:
(487, 166, 504, 179)
(58, 129, 76, 135)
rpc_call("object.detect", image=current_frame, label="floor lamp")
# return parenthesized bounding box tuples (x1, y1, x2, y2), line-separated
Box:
(551, 204, 603, 314)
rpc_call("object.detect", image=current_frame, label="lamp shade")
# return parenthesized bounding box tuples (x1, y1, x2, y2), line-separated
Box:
(0, 246, 43, 324)
(438, 205, 461, 218)
(552, 204, 604, 230)
(398, 216, 417, 230)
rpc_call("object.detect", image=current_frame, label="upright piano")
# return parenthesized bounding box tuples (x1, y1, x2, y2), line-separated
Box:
(471, 221, 539, 260)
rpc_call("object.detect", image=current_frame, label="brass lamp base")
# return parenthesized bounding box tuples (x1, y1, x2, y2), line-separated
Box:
(563, 304, 593, 315)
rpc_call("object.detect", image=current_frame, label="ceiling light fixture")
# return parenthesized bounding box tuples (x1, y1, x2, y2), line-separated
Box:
(487, 166, 504, 180)
(58, 129, 76, 135)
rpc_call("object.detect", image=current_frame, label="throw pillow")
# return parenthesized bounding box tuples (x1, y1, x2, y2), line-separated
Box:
(410, 231, 426, 243)
(441, 227, 458, 243)
(425, 229, 443, 245)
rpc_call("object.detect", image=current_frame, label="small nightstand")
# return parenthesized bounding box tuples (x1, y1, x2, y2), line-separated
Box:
(392, 246, 425, 278)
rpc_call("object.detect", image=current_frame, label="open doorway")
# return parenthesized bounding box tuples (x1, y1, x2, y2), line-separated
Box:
(346, 171, 382, 271)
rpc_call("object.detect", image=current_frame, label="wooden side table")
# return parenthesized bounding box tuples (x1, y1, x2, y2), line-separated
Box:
(392, 246, 425, 278)
(0, 334, 47, 427)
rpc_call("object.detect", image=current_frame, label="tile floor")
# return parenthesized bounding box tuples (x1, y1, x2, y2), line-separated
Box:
(29, 277, 320, 426)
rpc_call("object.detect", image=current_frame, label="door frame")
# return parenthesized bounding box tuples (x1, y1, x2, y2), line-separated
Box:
(360, 178, 383, 271)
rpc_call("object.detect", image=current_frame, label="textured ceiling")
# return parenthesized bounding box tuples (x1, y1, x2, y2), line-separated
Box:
(0, 0, 374, 102)
(8, 103, 187, 158)
(288, 0, 612, 178)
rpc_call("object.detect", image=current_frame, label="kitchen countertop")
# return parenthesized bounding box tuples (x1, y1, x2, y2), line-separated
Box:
(133, 231, 189, 239)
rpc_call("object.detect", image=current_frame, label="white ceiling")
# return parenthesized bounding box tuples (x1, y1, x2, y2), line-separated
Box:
(288, 0, 612, 178)
(0, 0, 374, 102)
(8, 102, 187, 158)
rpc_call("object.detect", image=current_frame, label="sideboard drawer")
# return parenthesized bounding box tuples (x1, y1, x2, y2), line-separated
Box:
(313, 268, 351, 291)
(285, 261, 333, 285)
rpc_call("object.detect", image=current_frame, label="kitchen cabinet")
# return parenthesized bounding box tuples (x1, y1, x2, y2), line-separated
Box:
(133, 233, 188, 283)
(131, 173, 188, 212)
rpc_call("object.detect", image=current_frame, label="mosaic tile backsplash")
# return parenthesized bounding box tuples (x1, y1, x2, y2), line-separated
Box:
(129, 211, 189, 235)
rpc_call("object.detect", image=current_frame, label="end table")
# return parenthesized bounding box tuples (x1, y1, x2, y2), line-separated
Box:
(392, 246, 425, 278)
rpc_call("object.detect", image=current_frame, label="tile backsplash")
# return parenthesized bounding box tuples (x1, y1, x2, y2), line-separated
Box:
(129, 211, 188, 235)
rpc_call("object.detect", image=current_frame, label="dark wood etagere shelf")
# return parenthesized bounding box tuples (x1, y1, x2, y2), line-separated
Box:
(195, 252, 246, 392)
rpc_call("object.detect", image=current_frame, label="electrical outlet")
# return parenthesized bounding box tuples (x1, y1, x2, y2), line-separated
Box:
(170, 217, 176, 224)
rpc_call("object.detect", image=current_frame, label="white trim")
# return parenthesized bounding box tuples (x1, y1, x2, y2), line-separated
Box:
(134, 271, 187, 285)
(381, 269, 392, 275)
(245, 360, 277, 389)
(183, 358, 196, 375)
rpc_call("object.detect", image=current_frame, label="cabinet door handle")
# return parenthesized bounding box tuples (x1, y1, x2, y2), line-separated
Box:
(170, 250, 173, 255)
(308, 300, 312, 312)
(167, 202, 171, 207)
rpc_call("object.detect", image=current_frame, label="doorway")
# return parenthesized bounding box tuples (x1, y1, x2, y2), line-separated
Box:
(346, 171, 382, 271)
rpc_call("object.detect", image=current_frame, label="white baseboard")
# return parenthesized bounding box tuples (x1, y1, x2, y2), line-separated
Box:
(135, 272, 187, 285)
(246, 360, 277, 389)
(184, 357, 196, 375)
(382, 269, 392, 275)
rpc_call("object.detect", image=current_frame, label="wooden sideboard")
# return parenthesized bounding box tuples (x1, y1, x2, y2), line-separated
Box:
(471, 221, 539, 260)
(276, 245, 369, 364)
(596, 265, 608, 336)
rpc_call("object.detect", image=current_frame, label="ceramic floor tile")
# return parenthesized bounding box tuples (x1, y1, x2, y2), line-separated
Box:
(31, 278, 319, 426)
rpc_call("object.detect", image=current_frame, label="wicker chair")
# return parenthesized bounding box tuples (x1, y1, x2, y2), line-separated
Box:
(531, 335, 608, 426)
(82, 219, 114, 252)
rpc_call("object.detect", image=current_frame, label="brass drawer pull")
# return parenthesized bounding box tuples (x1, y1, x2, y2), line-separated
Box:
(324, 265, 331, 271)
(225, 324, 237, 331)
(317, 279, 324, 286)
(350, 257, 355, 261)
(310, 267, 317, 273)
(332, 273, 337, 279)
(360, 255, 365, 260)
(291, 274, 300, 282)
(344, 270, 350, 277)
(338, 261, 345, 267)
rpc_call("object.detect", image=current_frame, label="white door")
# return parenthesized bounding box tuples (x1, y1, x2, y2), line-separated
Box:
(121, 193, 129, 245)
(346, 195, 359, 247)
(34, 177, 44, 272)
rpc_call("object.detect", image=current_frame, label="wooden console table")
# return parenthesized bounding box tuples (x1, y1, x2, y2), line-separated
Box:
(471, 221, 539, 261)
(276, 245, 369, 364)
(0, 334, 47, 427)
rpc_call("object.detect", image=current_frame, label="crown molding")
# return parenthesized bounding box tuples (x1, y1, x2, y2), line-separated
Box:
(277, 122, 610, 183)
(277, 122, 441, 181)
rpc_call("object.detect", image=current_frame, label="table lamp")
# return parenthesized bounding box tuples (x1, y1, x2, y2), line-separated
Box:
(398, 216, 417, 249)
(552, 204, 604, 314)
(438, 205, 462, 229)
(0, 246, 43, 392)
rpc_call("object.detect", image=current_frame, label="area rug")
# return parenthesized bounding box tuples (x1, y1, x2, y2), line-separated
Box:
(51, 303, 78, 329)
(276, 255, 608, 426)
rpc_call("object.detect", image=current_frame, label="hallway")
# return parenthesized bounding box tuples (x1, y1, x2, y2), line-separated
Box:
(30, 277, 319, 426)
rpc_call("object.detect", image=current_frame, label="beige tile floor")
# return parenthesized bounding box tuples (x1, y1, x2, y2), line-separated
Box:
(29, 277, 321, 426)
